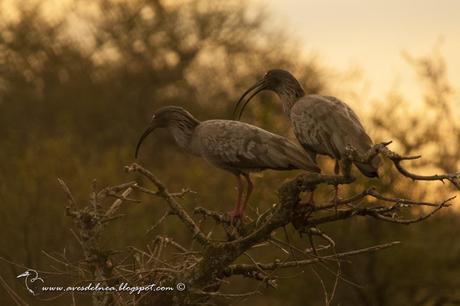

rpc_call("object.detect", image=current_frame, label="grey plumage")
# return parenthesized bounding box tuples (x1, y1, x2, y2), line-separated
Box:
(135, 105, 319, 220)
(195, 120, 319, 174)
(234, 69, 381, 177)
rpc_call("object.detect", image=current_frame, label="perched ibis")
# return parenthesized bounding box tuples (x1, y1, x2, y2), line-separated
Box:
(234, 69, 381, 177)
(135, 106, 320, 221)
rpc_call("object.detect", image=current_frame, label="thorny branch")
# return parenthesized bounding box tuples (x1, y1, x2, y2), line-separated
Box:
(49, 143, 458, 305)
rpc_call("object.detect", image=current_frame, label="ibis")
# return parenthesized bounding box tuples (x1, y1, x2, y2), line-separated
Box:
(234, 69, 381, 177)
(135, 106, 320, 221)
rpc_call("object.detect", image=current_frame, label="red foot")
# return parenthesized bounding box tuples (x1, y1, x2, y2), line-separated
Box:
(228, 210, 242, 225)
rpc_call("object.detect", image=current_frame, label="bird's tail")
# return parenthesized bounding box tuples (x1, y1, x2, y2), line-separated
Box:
(354, 155, 381, 178)
(285, 144, 320, 173)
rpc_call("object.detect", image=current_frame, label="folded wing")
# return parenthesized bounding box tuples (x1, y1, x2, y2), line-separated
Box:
(291, 95, 380, 177)
(197, 120, 320, 174)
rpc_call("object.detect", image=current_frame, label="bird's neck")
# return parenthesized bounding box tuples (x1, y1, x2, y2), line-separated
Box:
(168, 118, 200, 153)
(278, 91, 303, 116)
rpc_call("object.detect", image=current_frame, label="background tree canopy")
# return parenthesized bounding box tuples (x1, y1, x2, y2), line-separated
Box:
(0, 0, 459, 305)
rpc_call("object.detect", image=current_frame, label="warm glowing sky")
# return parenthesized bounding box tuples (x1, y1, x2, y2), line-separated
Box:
(3, 0, 459, 105)
(266, 0, 460, 104)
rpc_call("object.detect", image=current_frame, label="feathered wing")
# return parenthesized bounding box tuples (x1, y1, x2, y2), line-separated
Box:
(291, 95, 381, 177)
(196, 120, 320, 174)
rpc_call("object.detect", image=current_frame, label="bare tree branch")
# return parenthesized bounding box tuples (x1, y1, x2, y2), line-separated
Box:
(125, 163, 209, 246)
(346, 141, 460, 189)
(48, 152, 456, 305)
(224, 241, 400, 275)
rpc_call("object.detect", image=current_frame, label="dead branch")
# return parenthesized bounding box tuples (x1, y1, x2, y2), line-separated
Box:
(224, 241, 400, 275)
(120, 160, 453, 305)
(125, 163, 209, 245)
(346, 141, 460, 189)
(48, 147, 457, 305)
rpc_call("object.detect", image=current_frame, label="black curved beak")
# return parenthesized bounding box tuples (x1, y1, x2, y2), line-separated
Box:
(135, 124, 156, 159)
(233, 79, 267, 120)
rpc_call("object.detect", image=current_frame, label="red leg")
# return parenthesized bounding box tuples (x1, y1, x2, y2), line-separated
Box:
(229, 175, 244, 222)
(333, 160, 341, 213)
(334, 159, 340, 174)
(238, 174, 253, 216)
(333, 184, 339, 214)
(308, 190, 315, 205)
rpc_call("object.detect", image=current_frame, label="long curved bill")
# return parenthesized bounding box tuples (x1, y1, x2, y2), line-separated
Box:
(135, 125, 156, 158)
(17, 271, 29, 278)
(233, 79, 267, 120)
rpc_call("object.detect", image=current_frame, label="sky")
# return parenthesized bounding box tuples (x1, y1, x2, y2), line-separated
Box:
(266, 0, 460, 104)
(2, 0, 459, 105)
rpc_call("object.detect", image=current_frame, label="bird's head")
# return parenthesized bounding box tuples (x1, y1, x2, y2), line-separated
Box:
(17, 270, 34, 279)
(233, 69, 305, 119)
(135, 106, 199, 158)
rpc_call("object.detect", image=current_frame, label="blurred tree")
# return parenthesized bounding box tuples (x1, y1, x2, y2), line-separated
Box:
(0, 0, 458, 305)
(315, 50, 460, 306)
(0, 0, 324, 304)
(372, 48, 459, 173)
